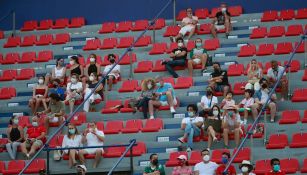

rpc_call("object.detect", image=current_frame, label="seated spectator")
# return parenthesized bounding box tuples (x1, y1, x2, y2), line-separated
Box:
(29, 76, 49, 114)
(79, 122, 105, 168)
(178, 104, 203, 152)
(76, 164, 87, 175)
(62, 123, 82, 168)
(215, 152, 236, 175)
(171, 8, 198, 42)
(251, 78, 277, 122)
(172, 154, 193, 175)
(47, 79, 65, 100)
(209, 62, 230, 97)
(245, 59, 262, 91)
(188, 38, 208, 76)
(148, 76, 177, 119)
(267, 60, 288, 101)
(6, 116, 24, 160)
(238, 160, 256, 175)
(265, 158, 285, 175)
(222, 107, 241, 148)
(163, 37, 187, 78)
(20, 116, 46, 159)
(65, 74, 84, 113)
(194, 149, 218, 175)
(239, 89, 255, 124)
(211, 2, 231, 38)
(204, 105, 222, 150)
(103, 54, 120, 91)
(83, 72, 103, 112)
(143, 153, 165, 175)
(220, 91, 235, 110)
(199, 87, 218, 117)
(37, 93, 65, 134)
(68, 56, 84, 77)
(45, 58, 66, 85)
(82, 54, 101, 86)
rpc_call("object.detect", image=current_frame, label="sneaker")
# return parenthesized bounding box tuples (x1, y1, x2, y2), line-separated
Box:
(177, 137, 184, 143)
(186, 147, 192, 152)
(149, 116, 154, 119)
(170, 107, 176, 113)
(201, 68, 207, 73)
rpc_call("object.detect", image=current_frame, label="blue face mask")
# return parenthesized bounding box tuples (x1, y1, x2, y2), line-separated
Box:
(228, 111, 233, 117)
(273, 164, 280, 172)
(188, 112, 194, 117)
(69, 129, 76, 135)
(196, 43, 202, 48)
(222, 157, 228, 164)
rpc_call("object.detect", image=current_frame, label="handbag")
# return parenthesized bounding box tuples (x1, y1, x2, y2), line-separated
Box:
(53, 146, 63, 161)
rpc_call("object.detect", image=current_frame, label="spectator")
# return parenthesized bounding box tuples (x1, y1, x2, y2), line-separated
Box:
(45, 58, 66, 85)
(188, 38, 208, 76)
(103, 54, 120, 91)
(251, 78, 277, 122)
(148, 76, 177, 119)
(204, 105, 222, 150)
(194, 149, 218, 175)
(76, 164, 87, 175)
(199, 87, 218, 117)
(239, 89, 255, 124)
(84, 54, 101, 77)
(62, 123, 82, 168)
(20, 116, 46, 159)
(6, 116, 24, 160)
(65, 74, 84, 113)
(29, 76, 49, 114)
(37, 93, 65, 134)
(83, 72, 103, 112)
(68, 56, 84, 77)
(79, 122, 105, 168)
(47, 79, 65, 100)
(267, 60, 288, 101)
(215, 152, 236, 175)
(222, 107, 241, 148)
(163, 37, 187, 78)
(238, 160, 255, 175)
(209, 62, 230, 97)
(172, 154, 193, 175)
(171, 8, 198, 42)
(143, 153, 165, 175)
(178, 104, 203, 152)
(220, 91, 236, 110)
(265, 158, 285, 175)
(211, 2, 231, 38)
(245, 59, 262, 91)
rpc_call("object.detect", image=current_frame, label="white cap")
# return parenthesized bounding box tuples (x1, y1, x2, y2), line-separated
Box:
(76, 164, 87, 172)
(177, 155, 187, 161)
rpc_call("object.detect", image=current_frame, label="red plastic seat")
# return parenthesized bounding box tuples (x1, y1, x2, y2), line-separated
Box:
(104, 120, 123, 134)
(115, 21, 132, 32)
(211, 149, 230, 164)
(37, 19, 53, 30)
(302, 69, 307, 81)
(176, 10, 187, 21)
(289, 132, 307, 148)
(189, 151, 202, 166)
(266, 133, 288, 149)
(83, 39, 101, 50)
(0, 161, 5, 173)
(196, 23, 211, 35)
(267, 26, 285, 37)
(292, 88, 307, 102)
(2, 53, 19, 64)
(117, 36, 134, 48)
(119, 53, 137, 65)
(125, 141, 146, 156)
(250, 27, 267, 39)
(301, 158, 307, 173)
(52, 18, 69, 29)
(134, 60, 153, 73)
(148, 18, 165, 30)
(2, 160, 25, 175)
(68, 17, 85, 28)
(238, 44, 256, 57)
(103, 145, 125, 158)
(166, 42, 178, 53)
(233, 147, 251, 163)
(254, 159, 271, 175)
(15, 68, 35, 80)
(274, 42, 293, 55)
(101, 54, 119, 66)
(285, 24, 303, 36)
(122, 119, 143, 133)
(70, 112, 86, 126)
(0, 70, 17, 81)
(261, 10, 278, 22)
(36, 34, 53, 46)
(228, 64, 244, 76)
(20, 35, 37, 47)
(0, 86, 16, 99)
(256, 43, 274, 56)
(163, 77, 175, 86)
(3, 36, 21, 48)
(165, 152, 188, 167)
(149, 42, 167, 55)
(52, 33, 70, 45)
(174, 76, 193, 89)
(35, 50, 53, 62)
(0, 30, 3, 39)
(99, 22, 116, 33)
(101, 100, 122, 114)
(21, 20, 38, 31)
(119, 99, 134, 113)
(233, 82, 247, 95)
(141, 118, 163, 132)
(294, 41, 306, 53)
(195, 8, 209, 19)
(100, 37, 117, 50)
(279, 9, 295, 20)
(204, 38, 220, 50)
(163, 25, 181, 37)
(0, 139, 8, 152)
(152, 59, 166, 72)
(284, 60, 300, 72)
(210, 7, 220, 18)
(228, 6, 243, 16)
(280, 158, 299, 174)
(132, 20, 149, 31)
(134, 35, 151, 47)
(296, 8, 307, 19)
(24, 159, 46, 174)
(187, 40, 195, 52)
(18, 116, 30, 128)
(118, 80, 138, 93)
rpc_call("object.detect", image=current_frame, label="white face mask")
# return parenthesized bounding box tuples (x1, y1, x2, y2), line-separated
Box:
(147, 84, 152, 89)
(89, 76, 94, 81)
(90, 58, 95, 63)
(71, 78, 77, 84)
(32, 122, 38, 127)
(178, 42, 183, 47)
(38, 79, 44, 84)
(69, 60, 75, 65)
(203, 155, 210, 162)
(13, 119, 19, 125)
(213, 110, 219, 116)
(221, 8, 227, 12)
(241, 166, 249, 173)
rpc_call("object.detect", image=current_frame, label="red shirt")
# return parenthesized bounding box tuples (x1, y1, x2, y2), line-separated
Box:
(27, 126, 46, 143)
(265, 171, 285, 175)
(215, 164, 236, 175)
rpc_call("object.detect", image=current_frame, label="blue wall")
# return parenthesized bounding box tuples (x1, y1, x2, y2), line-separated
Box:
(0, 0, 306, 31)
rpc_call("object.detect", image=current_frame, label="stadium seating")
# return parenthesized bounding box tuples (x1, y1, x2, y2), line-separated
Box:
(250, 27, 267, 39)
(21, 20, 38, 31)
(267, 26, 285, 37)
(2, 160, 25, 175)
(100, 37, 117, 50)
(132, 20, 149, 31)
(289, 132, 307, 148)
(256, 43, 274, 56)
(280, 158, 299, 174)
(165, 152, 188, 167)
(3, 36, 21, 48)
(99, 22, 116, 33)
(115, 21, 132, 32)
(20, 35, 37, 47)
(36, 34, 53, 46)
(279, 9, 295, 20)
(0, 69, 17, 81)
(163, 26, 180, 37)
(149, 43, 167, 55)
(37, 19, 53, 30)
(52, 33, 70, 45)
(261, 10, 278, 22)
(285, 24, 304, 36)
(238, 44, 256, 57)
(266, 133, 288, 149)
(0, 87, 16, 100)
(52, 18, 69, 29)
(121, 119, 143, 133)
(227, 64, 244, 76)
(204, 38, 220, 50)
(118, 80, 138, 92)
(134, 60, 153, 73)
(279, 110, 300, 124)
(292, 88, 307, 102)
(195, 8, 209, 19)
(68, 17, 85, 28)
(254, 159, 271, 174)
(101, 100, 122, 114)
(148, 18, 165, 30)
(295, 8, 307, 19)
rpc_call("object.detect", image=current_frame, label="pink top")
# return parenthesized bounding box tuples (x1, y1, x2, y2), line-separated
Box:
(221, 99, 235, 109)
(172, 166, 193, 175)
(240, 97, 255, 108)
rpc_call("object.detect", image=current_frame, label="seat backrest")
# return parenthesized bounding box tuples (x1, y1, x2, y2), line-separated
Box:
(105, 100, 122, 108)
(8, 160, 25, 169)
(144, 118, 163, 129)
(106, 120, 123, 129)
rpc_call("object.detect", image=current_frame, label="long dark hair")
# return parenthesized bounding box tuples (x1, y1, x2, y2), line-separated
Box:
(211, 104, 221, 120)
(9, 115, 17, 125)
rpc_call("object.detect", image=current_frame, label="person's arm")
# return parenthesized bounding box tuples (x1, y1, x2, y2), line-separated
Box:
(61, 67, 67, 79)
(169, 52, 176, 58)
(181, 119, 187, 130)
(36, 128, 46, 140)
(55, 103, 65, 116)
(43, 86, 48, 98)
(80, 65, 84, 76)
(18, 126, 25, 142)
(195, 120, 203, 128)
(51, 68, 56, 79)
(95, 84, 103, 93)
(7, 127, 12, 143)
(84, 65, 89, 77)
(212, 17, 217, 24)
(96, 64, 101, 75)
(176, 50, 187, 57)
(81, 130, 88, 144)
(93, 130, 104, 142)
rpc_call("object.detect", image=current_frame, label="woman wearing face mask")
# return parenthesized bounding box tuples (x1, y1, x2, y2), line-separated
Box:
(83, 72, 103, 112)
(82, 54, 101, 86)
(245, 59, 262, 91)
(6, 116, 24, 160)
(199, 87, 218, 117)
(188, 38, 208, 76)
(238, 160, 255, 175)
(103, 54, 120, 91)
(68, 56, 84, 77)
(65, 74, 84, 113)
(62, 123, 82, 168)
(222, 107, 241, 148)
(171, 155, 193, 175)
(204, 105, 222, 150)
(47, 58, 66, 86)
(29, 76, 49, 114)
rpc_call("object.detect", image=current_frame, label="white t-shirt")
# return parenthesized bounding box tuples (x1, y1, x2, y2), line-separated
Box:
(182, 16, 198, 27)
(200, 95, 218, 109)
(62, 135, 82, 148)
(194, 161, 218, 175)
(182, 116, 204, 125)
(223, 113, 241, 126)
(67, 82, 83, 91)
(267, 66, 286, 81)
(103, 64, 120, 78)
(240, 97, 255, 108)
(260, 89, 269, 104)
(86, 130, 105, 147)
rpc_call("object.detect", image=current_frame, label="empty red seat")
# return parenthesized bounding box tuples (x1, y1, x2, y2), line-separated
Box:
(233, 147, 251, 163)
(125, 141, 146, 156)
(189, 151, 202, 165)
(148, 18, 165, 30)
(0, 87, 16, 99)
(165, 152, 188, 167)
(228, 64, 244, 76)
(254, 159, 271, 175)
(18, 116, 30, 128)
(18, 51, 35, 63)
(233, 82, 247, 95)
(149, 42, 167, 55)
(101, 100, 122, 114)
(20, 35, 37, 47)
(301, 158, 307, 173)
(100, 37, 117, 50)
(267, 26, 285, 37)
(117, 36, 134, 48)
(152, 59, 166, 72)
(2, 160, 25, 175)
(0, 139, 8, 152)
(35, 50, 53, 62)
(186, 40, 195, 52)
(266, 133, 288, 149)
(3, 36, 21, 48)
(174, 76, 193, 89)
(294, 41, 306, 53)
(104, 120, 123, 134)
(250, 27, 267, 39)
(302, 69, 307, 82)
(132, 20, 149, 31)
(274, 42, 293, 55)
(211, 149, 230, 164)
(289, 132, 307, 148)
(280, 158, 299, 174)
(296, 8, 307, 19)
(3, 53, 19, 64)
(99, 22, 116, 33)
(163, 25, 181, 37)
(134, 35, 151, 47)
(256, 43, 274, 56)
(279, 9, 295, 20)
(122, 119, 143, 133)
(15, 68, 35, 80)
(210, 7, 220, 18)
(284, 60, 300, 72)
(176, 10, 187, 21)
(134, 60, 153, 73)
(0, 161, 5, 173)
(83, 39, 101, 50)
(52, 18, 69, 29)
(286, 24, 303, 36)
(204, 38, 220, 50)
(197, 23, 211, 35)
(115, 21, 132, 32)
(37, 19, 53, 30)
(279, 110, 300, 124)
(24, 159, 46, 174)
(238, 44, 256, 57)
(228, 6, 243, 16)
(141, 118, 163, 132)
(36, 34, 53, 45)
(119, 53, 137, 65)
(0, 69, 17, 81)
(52, 33, 70, 45)
(118, 80, 138, 93)
(119, 99, 134, 113)
(68, 17, 85, 28)
(261, 10, 278, 22)
(103, 145, 125, 158)
(70, 112, 86, 126)
(0, 30, 3, 39)
(21, 20, 38, 31)
(195, 8, 209, 19)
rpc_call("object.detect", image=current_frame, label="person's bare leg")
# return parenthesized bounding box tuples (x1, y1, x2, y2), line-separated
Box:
(223, 128, 229, 147)
(244, 110, 249, 121)
(45, 75, 51, 86)
(29, 99, 35, 114)
(69, 100, 75, 113)
(28, 144, 39, 157)
(281, 79, 288, 100)
(269, 102, 277, 121)
(187, 27, 195, 40)
(20, 142, 28, 155)
(69, 150, 77, 167)
(223, 85, 230, 97)
(34, 98, 42, 114)
(93, 149, 103, 168)
(42, 98, 48, 111)
(188, 60, 194, 77)
(225, 21, 231, 34)
(234, 128, 240, 148)
(166, 91, 174, 107)
(201, 54, 208, 70)
(148, 100, 155, 117)
(211, 25, 217, 38)
(78, 150, 86, 165)
(108, 76, 113, 91)
(251, 103, 260, 120)
(44, 117, 50, 134)
(207, 126, 217, 149)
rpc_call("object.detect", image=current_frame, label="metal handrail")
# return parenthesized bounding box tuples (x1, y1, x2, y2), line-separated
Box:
(223, 30, 307, 174)
(0, 10, 16, 36)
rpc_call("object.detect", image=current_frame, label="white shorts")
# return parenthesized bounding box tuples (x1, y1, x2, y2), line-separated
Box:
(192, 58, 201, 64)
(83, 148, 104, 154)
(49, 116, 59, 123)
(215, 25, 225, 31)
(179, 25, 195, 36)
(159, 98, 177, 106)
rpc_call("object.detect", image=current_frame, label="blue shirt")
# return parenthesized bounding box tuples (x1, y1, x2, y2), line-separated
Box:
(49, 87, 65, 100)
(156, 83, 175, 101)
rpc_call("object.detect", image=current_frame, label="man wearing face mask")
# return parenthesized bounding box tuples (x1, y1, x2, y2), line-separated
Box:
(143, 153, 165, 175)
(76, 164, 87, 175)
(162, 37, 187, 78)
(215, 152, 236, 175)
(267, 60, 288, 101)
(188, 38, 208, 76)
(103, 54, 120, 91)
(194, 149, 218, 175)
(211, 2, 231, 38)
(178, 104, 203, 152)
(238, 160, 255, 175)
(209, 62, 230, 97)
(265, 158, 285, 175)
(199, 87, 218, 117)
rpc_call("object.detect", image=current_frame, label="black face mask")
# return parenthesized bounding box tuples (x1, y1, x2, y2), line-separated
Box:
(206, 91, 212, 96)
(214, 68, 220, 73)
(152, 159, 158, 166)
(262, 84, 268, 89)
(109, 59, 115, 64)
